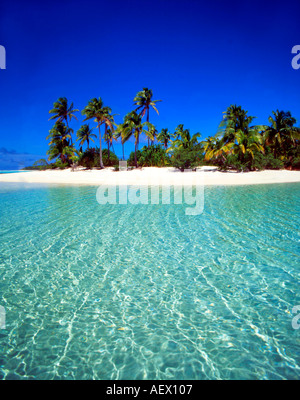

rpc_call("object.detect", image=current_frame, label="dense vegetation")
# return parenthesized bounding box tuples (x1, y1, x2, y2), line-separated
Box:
(203, 106, 300, 172)
(25, 90, 300, 172)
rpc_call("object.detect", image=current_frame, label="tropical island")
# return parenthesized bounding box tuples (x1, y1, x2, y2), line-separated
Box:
(2, 0, 300, 382)
(2, 88, 300, 187)
(21, 88, 300, 174)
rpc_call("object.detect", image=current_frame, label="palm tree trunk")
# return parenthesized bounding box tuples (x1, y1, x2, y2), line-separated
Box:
(135, 132, 139, 168)
(98, 124, 104, 168)
(122, 142, 125, 161)
(134, 141, 137, 168)
(152, 132, 155, 146)
(147, 108, 150, 148)
(66, 118, 73, 146)
(274, 141, 278, 159)
(105, 125, 110, 163)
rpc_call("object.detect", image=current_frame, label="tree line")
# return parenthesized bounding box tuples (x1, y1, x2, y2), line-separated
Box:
(29, 88, 300, 172)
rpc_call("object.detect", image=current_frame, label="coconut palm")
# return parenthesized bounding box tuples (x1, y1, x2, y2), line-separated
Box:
(218, 105, 257, 144)
(206, 105, 265, 168)
(82, 98, 113, 168)
(49, 97, 79, 125)
(173, 124, 184, 140)
(263, 110, 300, 158)
(149, 125, 158, 146)
(119, 111, 155, 167)
(76, 124, 96, 150)
(203, 136, 216, 157)
(103, 111, 118, 161)
(166, 125, 201, 171)
(230, 129, 265, 163)
(169, 124, 201, 151)
(49, 97, 79, 144)
(46, 121, 73, 163)
(133, 88, 161, 147)
(157, 128, 171, 149)
(103, 127, 118, 162)
(203, 135, 230, 162)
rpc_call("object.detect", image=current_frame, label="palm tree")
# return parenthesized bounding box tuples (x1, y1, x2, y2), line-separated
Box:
(218, 105, 257, 144)
(157, 128, 171, 149)
(263, 110, 300, 158)
(133, 88, 162, 147)
(76, 124, 97, 150)
(206, 105, 265, 168)
(103, 127, 117, 162)
(169, 124, 201, 151)
(149, 125, 158, 146)
(118, 111, 154, 167)
(103, 111, 118, 162)
(49, 97, 79, 144)
(82, 98, 113, 168)
(46, 121, 73, 163)
(166, 125, 202, 171)
(230, 129, 265, 164)
(172, 124, 184, 141)
(203, 135, 230, 162)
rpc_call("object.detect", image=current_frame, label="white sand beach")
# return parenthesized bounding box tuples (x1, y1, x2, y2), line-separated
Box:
(1, 167, 300, 186)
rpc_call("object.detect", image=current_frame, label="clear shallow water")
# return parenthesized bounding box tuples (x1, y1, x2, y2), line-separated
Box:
(0, 171, 29, 174)
(0, 182, 299, 380)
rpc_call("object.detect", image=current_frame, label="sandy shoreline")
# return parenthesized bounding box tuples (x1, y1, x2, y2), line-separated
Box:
(1, 167, 300, 186)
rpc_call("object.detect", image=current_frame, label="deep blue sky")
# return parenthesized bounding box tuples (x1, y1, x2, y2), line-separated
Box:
(0, 0, 299, 168)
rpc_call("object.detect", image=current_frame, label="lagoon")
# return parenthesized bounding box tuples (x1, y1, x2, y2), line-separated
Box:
(0, 182, 299, 379)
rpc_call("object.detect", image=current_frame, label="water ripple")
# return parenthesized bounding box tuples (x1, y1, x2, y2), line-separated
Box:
(0, 183, 299, 379)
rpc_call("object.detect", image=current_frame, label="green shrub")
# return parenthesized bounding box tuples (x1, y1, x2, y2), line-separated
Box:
(219, 156, 249, 172)
(291, 157, 300, 170)
(267, 157, 284, 170)
(170, 148, 199, 171)
(78, 147, 119, 168)
(252, 152, 284, 170)
(127, 150, 142, 167)
(54, 159, 69, 169)
(140, 145, 170, 167)
(24, 158, 52, 170)
(78, 148, 97, 169)
(102, 148, 119, 167)
(49, 162, 59, 169)
(127, 145, 170, 167)
(218, 152, 284, 172)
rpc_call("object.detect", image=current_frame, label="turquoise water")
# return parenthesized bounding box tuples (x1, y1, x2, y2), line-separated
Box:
(0, 171, 28, 174)
(0, 182, 299, 380)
